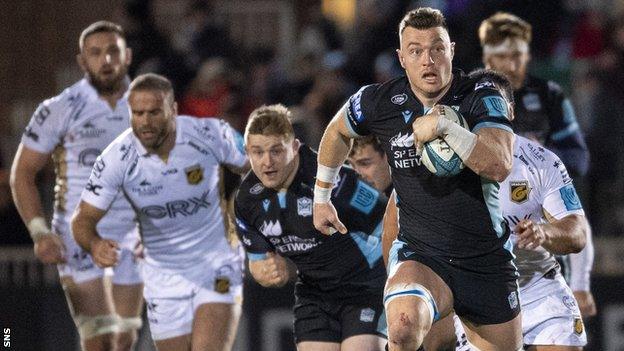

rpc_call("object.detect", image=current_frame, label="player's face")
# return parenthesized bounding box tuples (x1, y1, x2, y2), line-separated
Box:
(484, 42, 530, 90)
(397, 26, 455, 99)
(349, 145, 392, 193)
(129, 90, 176, 153)
(246, 134, 300, 190)
(78, 32, 131, 94)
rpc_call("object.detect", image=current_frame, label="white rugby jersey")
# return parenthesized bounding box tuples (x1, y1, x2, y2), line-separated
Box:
(501, 135, 585, 287)
(80, 116, 247, 271)
(21, 78, 136, 232)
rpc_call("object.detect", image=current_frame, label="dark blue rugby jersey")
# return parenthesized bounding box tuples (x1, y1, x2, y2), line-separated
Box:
(345, 70, 514, 262)
(234, 146, 387, 299)
(514, 74, 589, 176)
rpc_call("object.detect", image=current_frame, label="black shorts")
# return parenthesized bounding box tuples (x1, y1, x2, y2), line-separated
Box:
(396, 242, 520, 325)
(293, 293, 387, 343)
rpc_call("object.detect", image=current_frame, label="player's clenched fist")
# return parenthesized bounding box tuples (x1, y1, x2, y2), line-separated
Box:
(34, 234, 67, 264)
(90, 237, 120, 268)
(515, 219, 546, 250)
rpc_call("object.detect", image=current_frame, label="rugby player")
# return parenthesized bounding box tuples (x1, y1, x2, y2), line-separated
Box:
(313, 7, 522, 350)
(235, 104, 388, 351)
(10, 21, 143, 351)
(71, 73, 248, 351)
(348, 135, 393, 196)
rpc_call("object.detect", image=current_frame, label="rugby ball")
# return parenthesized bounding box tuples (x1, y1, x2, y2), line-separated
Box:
(421, 105, 468, 177)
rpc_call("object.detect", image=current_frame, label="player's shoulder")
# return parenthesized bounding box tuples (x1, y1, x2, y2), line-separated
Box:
(515, 135, 564, 169)
(236, 171, 267, 206)
(459, 69, 505, 96)
(101, 128, 136, 160)
(179, 115, 237, 143)
(36, 79, 88, 115)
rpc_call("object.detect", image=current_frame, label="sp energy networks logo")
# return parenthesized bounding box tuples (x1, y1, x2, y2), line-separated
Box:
(389, 132, 421, 169)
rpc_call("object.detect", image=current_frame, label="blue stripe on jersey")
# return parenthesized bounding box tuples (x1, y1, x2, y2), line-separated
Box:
(551, 121, 580, 141)
(349, 231, 382, 268)
(370, 220, 383, 238)
(480, 179, 505, 238)
(342, 109, 362, 137)
(278, 191, 287, 209)
(559, 184, 582, 211)
(248, 252, 269, 261)
(349, 180, 379, 215)
(482, 96, 509, 118)
(376, 308, 388, 337)
(472, 121, 513, 134)
(387, 239, 403, 273)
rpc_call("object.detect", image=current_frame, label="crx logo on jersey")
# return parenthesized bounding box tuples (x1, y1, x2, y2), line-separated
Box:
(139, 190, 210, 219)
(260, 220, 282, 237)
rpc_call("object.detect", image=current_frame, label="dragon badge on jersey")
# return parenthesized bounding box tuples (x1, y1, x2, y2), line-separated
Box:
(185, 164, 204, 185)
(510, 180, 530, 204)
(215, 277, 230, 294)
(574, 317, 584, 335)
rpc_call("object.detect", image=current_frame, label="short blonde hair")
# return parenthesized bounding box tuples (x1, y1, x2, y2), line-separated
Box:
(244, 104, 295, 142)
(478, 12, 532, 47)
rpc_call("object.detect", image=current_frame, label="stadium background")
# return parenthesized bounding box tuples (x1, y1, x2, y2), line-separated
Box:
(0, 0, 623, 350)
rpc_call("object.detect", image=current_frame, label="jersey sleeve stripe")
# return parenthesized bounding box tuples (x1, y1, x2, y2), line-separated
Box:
(472, 121, 513, 134)
(247, 252, 269, 261)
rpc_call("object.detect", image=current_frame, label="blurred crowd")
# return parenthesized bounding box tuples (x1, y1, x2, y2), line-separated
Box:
(2, 0, 624, 243)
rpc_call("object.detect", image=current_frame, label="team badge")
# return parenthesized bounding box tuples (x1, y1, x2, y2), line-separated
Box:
(185, 164, 204, 185)
(510, 181, 530, 203)
(297, 197, 312, 217)
(574, 317, 584, 335)
(215, 277, 230, 293)
(360, 308, 375, 322)
(250, 183, 264, 195)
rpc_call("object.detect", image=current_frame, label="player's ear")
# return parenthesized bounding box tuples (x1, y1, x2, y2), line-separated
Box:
(450, 42, 455, 60)
(292, 138, 301, 153)
(76, 53, 86, 72)
(125, 47, 133, 66)
(508, 102, 515, 121)
(396, 49, 406, 69)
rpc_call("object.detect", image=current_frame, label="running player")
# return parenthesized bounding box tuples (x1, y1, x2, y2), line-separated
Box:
(479, 12, 596, 318)
(10, 21, 142, 351)
(71, 73, 248, 351)
(348, 135, 393, 196)
(235, 104, 388, 351)
(313, 7, 522, 350)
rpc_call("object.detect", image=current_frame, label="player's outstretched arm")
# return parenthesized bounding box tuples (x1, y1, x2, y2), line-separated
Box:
(382, 191, 399, 267)
(570, 225, 596, 317)
(515, 213, 587, 254)
(248, 252, 290, 288)
(72, 200, 119, 268)
(313, 106, 353, 235)
(10, 144, 66, 264)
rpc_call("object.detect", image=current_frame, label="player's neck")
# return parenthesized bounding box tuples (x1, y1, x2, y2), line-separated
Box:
(279, 155, 300, 192)
(95, 78, 128, 110)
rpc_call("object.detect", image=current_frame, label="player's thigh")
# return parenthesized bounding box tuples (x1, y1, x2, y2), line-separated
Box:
(112, 283, 143, 317)
(461, 312, 522, 351)
(61, 275, 114, 316)
(526, 346, 582, 351)
(341, 334, 385, 351)
(296, 341, 340, 351)
(191, 302, 241, 351)
(423, 313, 458, 351)
(154, 334, 191, 351)
(384, 259, 454, 324)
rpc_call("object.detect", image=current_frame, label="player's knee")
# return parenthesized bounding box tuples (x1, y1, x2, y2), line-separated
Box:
(387, 311, 428, 349)
(113, 331, 136, 351)
(114, 317, 142, 351)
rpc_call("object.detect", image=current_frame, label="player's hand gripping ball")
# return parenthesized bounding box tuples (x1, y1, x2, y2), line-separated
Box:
(421, 105, 468, 177)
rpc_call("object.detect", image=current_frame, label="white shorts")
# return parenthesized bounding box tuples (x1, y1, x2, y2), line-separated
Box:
(142, 252, 243, 341)
(452, 270, 586, 349)
(520, 270, 586, 346)
(56, 218, 142, 285)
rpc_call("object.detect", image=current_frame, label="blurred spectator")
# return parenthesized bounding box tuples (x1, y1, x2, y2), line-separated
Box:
(179, 57, 233, 118)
